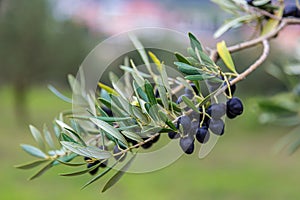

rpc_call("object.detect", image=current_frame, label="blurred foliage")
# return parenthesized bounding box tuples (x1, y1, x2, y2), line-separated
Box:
(0, 0, 96, 84)
(0, 0, 98, 119)
(256, 41, 300, 154)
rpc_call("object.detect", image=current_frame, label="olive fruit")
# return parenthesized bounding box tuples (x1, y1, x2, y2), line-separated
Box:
(152, 133, 161, 143)
(226, 97, 244, 118)
(208, 118, 225, 135)
(188, 120, 200, 137)
(168, 131, 180, 139)
(176, 95, 183, 104)
(207, 103, 226, 119)
(179, 136, 195, 154)
(283, 5, 300, 18)
(184, 83, 199, 95)
(102, 106, 113, 117)
(178, 115, 192, 132)
(196, 126, 210, 144)
(141, 138, 153, 149)
(87, 161, 100, 175)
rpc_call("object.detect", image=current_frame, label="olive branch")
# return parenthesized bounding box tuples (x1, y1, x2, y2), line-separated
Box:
(16, 0, 300, 193)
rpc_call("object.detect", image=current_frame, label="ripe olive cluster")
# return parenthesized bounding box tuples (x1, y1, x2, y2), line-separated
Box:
(170, 82, 244, 155)
(98, 80, 243, 160)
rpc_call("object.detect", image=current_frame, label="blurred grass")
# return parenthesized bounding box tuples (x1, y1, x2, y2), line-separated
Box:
(1, 86, 300, 200)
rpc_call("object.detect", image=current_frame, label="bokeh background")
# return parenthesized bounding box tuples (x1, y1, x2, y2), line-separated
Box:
(1, 0, 300, 199)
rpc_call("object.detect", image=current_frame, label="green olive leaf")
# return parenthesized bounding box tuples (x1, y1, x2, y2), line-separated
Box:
(217, 41, 237, 73)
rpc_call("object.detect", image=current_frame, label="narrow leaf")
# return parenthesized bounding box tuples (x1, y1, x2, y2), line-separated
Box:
(120, 65, 151, 78)
(29, 125, 45, 151)
(48, 85, 72, 103)
(165, 120, 177, 131)
(198, 51, 216, 67)
(60, 163, 100, 176)
(156, 99, 181, 113)
(159, 63, 172, 101)
(131, 105, 150, 124)
(174, 62, 204, 75)
(90, 118, 128, 146)
(72, 115, 132, 122)
(99, 98, 127, 117)
(188, 32, 203, 52)
(144, 80, 157, 105)
(156, 82, 168, 110)
(21, 144, 48, 159)
(98, 82, 118, 96)
(43, 124, 56, 150)
(129, 34, 153, 75)
(217, 41, 237, 73)
(181, 96, 200, 113)
(53, 123, 61, 138)
(56, 120, 86, 146)
(122, 131, 143, 143)
(141, 126, 161, 136)
(52, 153, 78, 166)
(214, 15, 253, 38)
(29, 161, 54, 180)
(133, 81, 148, 102)
(175, 52, 191, 64)
(111, 95, 132, 115)
(61, 132, 78, 143)
(68, 74, 82, 95)
(130, 60, 145, 87)
(110, 72, 128, 99)
(81, 160, 119, 190)
(117, 125, 139, 131)
(55, 159, 86, 167)
(185, 74, 223, 82)
(148, 51, 162, 71)
(15, 160, 48, 170)
(61, 141, 112, 159)
(102, 154, 136, 192)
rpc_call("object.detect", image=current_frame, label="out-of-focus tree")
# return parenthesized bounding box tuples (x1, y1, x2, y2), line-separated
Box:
(0, 0, 96, 121)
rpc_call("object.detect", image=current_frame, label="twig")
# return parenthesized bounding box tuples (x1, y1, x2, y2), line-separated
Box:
(210, 18, 300, 62)
(171, 84, 185, 95)
(112, 132, 160, 157)
(250, 6, 281, 21)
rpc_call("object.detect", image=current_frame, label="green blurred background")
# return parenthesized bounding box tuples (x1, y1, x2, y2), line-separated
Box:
(1, 0, 300, 199)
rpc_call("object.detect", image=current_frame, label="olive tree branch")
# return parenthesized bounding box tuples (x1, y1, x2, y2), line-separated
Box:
(210, 18, 300, 62)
